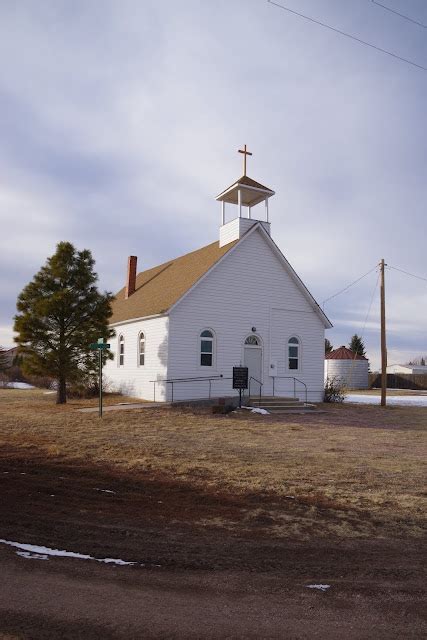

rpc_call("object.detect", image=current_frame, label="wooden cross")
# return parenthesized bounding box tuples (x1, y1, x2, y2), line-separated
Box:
(238, 144, 252, 176)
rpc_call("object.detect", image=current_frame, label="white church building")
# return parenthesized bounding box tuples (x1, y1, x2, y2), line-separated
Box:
(104, 149, 332, 403)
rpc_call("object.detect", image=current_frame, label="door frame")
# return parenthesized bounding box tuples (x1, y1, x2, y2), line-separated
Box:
(242, 334, 264, 395)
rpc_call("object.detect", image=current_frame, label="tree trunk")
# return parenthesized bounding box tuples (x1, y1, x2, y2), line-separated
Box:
(56, 375, 67, 404)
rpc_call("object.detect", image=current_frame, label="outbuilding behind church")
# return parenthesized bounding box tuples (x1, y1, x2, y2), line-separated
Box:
(324, 346, 369, 390)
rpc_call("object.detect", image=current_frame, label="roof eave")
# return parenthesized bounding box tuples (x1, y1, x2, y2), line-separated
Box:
(109, 311, 168, 328)
(216, 182, 275, 202)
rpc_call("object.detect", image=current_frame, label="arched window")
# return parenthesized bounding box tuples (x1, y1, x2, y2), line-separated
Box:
(288, 337, 299, 370)
(245, 335, 261, 346)
(200, 329, 214, 367)
(138, 332, 145, 366)
(118, 335, 125, 366)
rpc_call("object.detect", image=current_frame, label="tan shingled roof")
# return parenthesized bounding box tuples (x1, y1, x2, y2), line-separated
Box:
(110, 240, 238, 324)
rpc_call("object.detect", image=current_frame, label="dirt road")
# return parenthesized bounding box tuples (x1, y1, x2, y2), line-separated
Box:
(1, 549, 425, 640)
(0, 447, 425, 639)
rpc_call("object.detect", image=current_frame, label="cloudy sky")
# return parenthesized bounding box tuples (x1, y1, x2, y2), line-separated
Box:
(1, 0, 426, 369)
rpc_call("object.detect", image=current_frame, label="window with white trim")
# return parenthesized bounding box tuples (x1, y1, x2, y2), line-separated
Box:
(288, 337, 299, 370)
(138, 332, 145, 366)
(118, 335, 125, 366)
(245, 335, 261, 346)
(200, 329, 214, 367)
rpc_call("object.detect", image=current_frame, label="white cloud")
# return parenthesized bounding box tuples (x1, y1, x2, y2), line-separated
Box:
(0, 326, 14, 349)
(0, 0, 426, 363)
(0, 186, 66, 263)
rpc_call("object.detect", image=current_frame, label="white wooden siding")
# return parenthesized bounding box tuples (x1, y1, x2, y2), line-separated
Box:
(219, 218, 271, 247)
(168, 228, 325, 402)
(103, 316, 169, 400)
(270, 308, 325, 401)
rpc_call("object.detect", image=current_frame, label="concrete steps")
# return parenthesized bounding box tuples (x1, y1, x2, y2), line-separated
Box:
(248, 396, 317, 413)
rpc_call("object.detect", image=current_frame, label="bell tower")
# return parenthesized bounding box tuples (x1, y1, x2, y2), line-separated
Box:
(216, 146, 275, 247)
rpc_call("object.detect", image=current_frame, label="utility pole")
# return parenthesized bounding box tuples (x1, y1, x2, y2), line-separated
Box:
(380, 259, 387, 407)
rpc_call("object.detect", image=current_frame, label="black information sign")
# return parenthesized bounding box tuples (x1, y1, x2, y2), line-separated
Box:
(233, 366, 248, 390)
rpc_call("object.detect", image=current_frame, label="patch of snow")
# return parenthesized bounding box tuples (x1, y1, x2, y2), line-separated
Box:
(43, 391, 56, 395)
(17, 551, 49, 560)
(6, 382, 35, 390)
(0, 539, 137, 566)
(95, 488, 116, 494)
(345, 394, 427, 407)
(241, 406, 270, 415)
(306, 584, 331, 591)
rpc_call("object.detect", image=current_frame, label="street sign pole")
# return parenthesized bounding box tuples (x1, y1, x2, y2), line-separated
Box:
(98, 337, 103, 418)
(89, 339, 110, 418)
(99, 347, 103, 418)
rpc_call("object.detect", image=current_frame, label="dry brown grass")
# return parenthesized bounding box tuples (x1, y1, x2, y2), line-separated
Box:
(0, 389, 426, 540)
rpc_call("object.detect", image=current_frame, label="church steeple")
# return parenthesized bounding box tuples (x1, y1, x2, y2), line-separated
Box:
(216, 146, 275, 247)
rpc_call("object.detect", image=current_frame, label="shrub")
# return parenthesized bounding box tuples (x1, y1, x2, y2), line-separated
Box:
(25, 374, 55, 389)
(67, 380, 99, 399)
(324, 376, 346, 403)
(0, 373, 11, 388)
(2, 364, 26, 383)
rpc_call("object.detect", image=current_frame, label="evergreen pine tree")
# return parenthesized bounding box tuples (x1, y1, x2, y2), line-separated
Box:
(14, 242, 114, 404)
(325, 338, 333, 354)
(349, 334, 366, 357)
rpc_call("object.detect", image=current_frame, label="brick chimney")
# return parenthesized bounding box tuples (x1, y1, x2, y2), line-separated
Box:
(125, 256, 137, 299)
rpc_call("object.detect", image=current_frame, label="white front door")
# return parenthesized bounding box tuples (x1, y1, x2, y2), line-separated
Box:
(244, 346, 262, 395)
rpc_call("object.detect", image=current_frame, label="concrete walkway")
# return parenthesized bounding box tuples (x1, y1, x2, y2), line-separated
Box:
(78, 402, 165, 413)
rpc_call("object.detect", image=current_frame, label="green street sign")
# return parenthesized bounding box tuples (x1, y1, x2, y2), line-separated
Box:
(89, 343, 110, 350)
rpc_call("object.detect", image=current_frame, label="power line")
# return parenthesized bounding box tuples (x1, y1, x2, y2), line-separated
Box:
(370, 1, 427, 29)
(388, 265, 427, 283)
(267, 0, 427, 71)
(361, 271, 380, 338)
(347, 270, 380, 386)
(322, 266, 378, 307)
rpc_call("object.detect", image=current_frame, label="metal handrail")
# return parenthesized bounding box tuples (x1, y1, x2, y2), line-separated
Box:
(272, 376, 308, 404)
(150, 374, 230, 402)
(248, 376, 263, 403)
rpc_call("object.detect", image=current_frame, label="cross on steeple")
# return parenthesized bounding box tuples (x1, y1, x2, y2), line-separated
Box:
(238, 144, 252, 176)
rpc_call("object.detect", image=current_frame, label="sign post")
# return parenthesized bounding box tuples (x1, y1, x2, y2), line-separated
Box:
(233, 366, 249, 408)
(89, 338, 110, 418)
